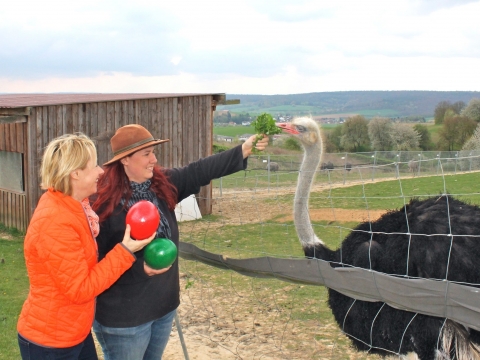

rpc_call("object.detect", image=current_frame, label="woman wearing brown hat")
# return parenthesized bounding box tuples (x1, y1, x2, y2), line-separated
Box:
(92, 124, 269, 359)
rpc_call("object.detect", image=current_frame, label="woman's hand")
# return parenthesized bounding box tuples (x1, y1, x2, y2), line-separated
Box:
(121, 224, 155, 253)
(242, 134, 269, 158)
(143, 263, 172, 276)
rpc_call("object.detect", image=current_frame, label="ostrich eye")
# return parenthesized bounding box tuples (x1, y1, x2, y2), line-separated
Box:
(296, 125, 307, 133)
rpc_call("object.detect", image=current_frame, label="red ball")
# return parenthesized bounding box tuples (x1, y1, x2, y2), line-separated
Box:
(126, 200, 160, 240)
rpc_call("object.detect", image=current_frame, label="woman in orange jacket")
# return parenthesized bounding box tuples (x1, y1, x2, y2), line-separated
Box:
(17, 133, 155, 360)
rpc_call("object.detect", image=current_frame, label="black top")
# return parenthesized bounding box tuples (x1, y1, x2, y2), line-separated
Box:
(95, 145, 248, 327)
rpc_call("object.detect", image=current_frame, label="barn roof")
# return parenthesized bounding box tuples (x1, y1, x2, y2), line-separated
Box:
(0, 93, 225, 108)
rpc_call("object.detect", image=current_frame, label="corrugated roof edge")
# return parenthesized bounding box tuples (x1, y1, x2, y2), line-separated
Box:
(0, 93, 226, 108)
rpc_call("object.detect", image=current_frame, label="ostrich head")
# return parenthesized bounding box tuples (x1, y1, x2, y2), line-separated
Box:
(276, 116, 323, 151)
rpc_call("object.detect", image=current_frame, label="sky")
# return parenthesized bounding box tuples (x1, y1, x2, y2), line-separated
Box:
(1, 0, 480, 95)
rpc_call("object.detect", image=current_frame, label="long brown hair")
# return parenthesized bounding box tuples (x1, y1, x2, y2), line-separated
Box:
(92, 161, 178, 223)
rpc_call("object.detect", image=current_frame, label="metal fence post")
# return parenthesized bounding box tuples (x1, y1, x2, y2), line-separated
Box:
(175, 312, 190, 360)
(436, 153, 440, 175)
(455, 152, 458, 175)
(267, 154, 271, 192)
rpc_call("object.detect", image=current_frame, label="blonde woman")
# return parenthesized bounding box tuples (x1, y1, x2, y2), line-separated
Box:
(17, 133, 154, 360)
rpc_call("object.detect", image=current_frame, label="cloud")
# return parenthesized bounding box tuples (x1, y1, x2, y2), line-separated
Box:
(0, 1, 186, 78)
(414, 0, 479, 14)
(1, 0, 480, 93)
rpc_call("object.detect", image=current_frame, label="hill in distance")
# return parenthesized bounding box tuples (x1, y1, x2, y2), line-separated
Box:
(220, 91, 480, 118)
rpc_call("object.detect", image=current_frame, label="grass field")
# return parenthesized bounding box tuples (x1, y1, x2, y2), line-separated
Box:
(213, 125, 255, 137)
(0, 226, 27, 359)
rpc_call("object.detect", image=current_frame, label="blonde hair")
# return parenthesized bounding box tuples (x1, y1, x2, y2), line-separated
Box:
(41, 133, 97, 195)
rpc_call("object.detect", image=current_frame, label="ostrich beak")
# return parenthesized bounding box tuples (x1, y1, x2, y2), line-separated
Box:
(276, 122, 300, 135)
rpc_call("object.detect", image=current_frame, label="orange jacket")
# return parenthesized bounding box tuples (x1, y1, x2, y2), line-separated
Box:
(17, 189, 135, 348)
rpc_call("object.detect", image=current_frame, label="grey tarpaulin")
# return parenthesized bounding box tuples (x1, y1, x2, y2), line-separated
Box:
(179, 242, 480, 331)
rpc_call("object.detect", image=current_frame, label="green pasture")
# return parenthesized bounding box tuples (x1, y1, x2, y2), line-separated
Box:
(0, 226, 28, 359)
(213, 125, 255, 137)
(356, 109, 398, 117)
(425, 123, 442, 143)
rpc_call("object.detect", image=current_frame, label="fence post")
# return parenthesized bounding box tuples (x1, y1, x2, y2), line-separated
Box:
(175, 312, 190, 360)
(395, 153, 400, 179)
(267, 155, 271, 193)
(455, 152, 458, 174)
(436, 153, 440, 175)
(417, 153, 422, 176)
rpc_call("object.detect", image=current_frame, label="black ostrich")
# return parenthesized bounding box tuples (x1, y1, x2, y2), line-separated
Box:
(277, 117, 480, 360)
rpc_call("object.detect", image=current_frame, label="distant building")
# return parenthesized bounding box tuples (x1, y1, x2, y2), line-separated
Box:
(238, 134, 253, 142)
(214, 135, 234, 142)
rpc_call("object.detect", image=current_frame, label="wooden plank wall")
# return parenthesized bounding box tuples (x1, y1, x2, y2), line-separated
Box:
(21, 95, 214, 227)
(0, 121, 28, 231)
(0, 190, 27, 231)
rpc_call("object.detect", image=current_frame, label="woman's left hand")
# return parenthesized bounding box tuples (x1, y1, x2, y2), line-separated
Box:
(242, 134, 269, 158)
(144, 263, 171, 276)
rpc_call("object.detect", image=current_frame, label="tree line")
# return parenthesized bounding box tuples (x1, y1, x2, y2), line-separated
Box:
(324, 98, 480, 153)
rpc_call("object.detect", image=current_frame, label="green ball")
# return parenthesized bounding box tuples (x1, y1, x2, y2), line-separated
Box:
(144, 238, 178, 270)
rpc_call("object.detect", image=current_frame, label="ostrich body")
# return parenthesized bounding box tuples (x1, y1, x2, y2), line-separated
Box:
(277, 117, 480, 360)
(267, 161, 279, 172)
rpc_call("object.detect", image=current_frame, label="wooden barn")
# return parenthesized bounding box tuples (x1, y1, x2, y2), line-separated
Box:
(0, 93, 235, 232)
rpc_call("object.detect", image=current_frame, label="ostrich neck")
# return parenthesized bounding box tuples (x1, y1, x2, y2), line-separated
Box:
(294, 142, 323, 247)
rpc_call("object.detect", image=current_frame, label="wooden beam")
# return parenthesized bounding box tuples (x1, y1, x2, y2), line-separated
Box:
(0, 115, 27, 124)
(212, 94, 226, 104)
(0, 107, 31, 116)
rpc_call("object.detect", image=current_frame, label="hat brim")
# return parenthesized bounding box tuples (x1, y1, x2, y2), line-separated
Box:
(103, 139, 169, 166)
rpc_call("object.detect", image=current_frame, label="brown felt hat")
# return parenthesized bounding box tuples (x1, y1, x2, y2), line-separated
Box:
(104, 124, 169, 166)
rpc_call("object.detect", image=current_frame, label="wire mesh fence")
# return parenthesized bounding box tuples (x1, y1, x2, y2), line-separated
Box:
(213, 150, 480, 194)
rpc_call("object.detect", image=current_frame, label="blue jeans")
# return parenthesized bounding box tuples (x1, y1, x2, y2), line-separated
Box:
(93, 310, 175, 360)
(18, 332, 98, 360)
